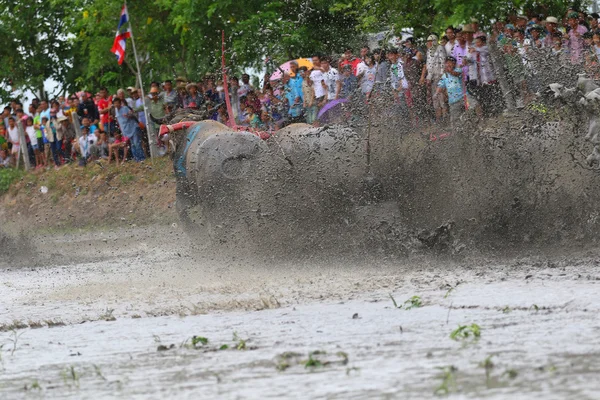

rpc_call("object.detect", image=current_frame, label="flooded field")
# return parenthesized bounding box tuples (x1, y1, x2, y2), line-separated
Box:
(1, 227, 600, 399)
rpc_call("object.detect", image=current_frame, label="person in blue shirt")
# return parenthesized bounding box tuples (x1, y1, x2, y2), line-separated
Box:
(436, 56, 464, 124)
(284, 61, 304, 123)
(112, 97, 145, 162)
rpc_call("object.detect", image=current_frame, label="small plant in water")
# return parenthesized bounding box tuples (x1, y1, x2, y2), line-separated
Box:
(434, 365, 457, 395)
(450, 324, 481, 342)
(530, 304, 539, 312)
(389, 294, 399, 308)
(479, 355, 495, 383)
(61, 366, 80, 388)
(403, 296, 423, 310)
(503, 369, 518, 379)
(305, 353, 324, 369)
(191, 336, 208, 347)
(502, 306, 511, 314)
(233, 332, 247, 350)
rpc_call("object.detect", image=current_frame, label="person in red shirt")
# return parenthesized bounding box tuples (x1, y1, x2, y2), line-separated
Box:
(339, 48, 362, 76)
(97, 87, 115, 136)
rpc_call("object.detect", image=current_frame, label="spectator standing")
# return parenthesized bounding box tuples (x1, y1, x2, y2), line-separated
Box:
(339, 48, 362, 76)
(77, 93, 99, 124)
(113, 97, 145, 162)
(543, 17, 560, 48)
(339, 65, 358, 98)
(184, 83, 204, 108)
(358, 53, 377, 97)
(420, 34, 447, 123)
(567, 11, 588, 63)
(373, 49, 390, 86)
(321, 57, 341, 101)
(437, 56, 464, 125)
(97, 87, 114, 136)
(6, 117, 19, 163)
(445, 27, 458, 56)
(285, 61, 304, 122)
(160, 80, 177, 106)
(310, 55, 327, 108)
(300, 67, 317, 124)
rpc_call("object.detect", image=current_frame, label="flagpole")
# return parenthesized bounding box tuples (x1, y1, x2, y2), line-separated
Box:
(125, 1, 157, 159)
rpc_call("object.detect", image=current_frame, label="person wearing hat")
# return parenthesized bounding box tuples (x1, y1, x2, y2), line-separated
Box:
(436, 56, 464, 124)
(184, 82, 203, 109)
(543, 17, 560, 48)
(516, 15, 528, 30)
(567, 11, 589, 63)
(420, 34, 448, 123)
(160, 80, 177, 106)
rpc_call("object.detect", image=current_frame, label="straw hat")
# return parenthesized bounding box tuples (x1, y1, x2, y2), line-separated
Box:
(186, 82, 199, 91)
(462, 24, 476, 33)
(544, 16, 559, 24)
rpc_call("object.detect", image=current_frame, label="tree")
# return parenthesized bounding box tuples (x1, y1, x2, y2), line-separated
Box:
(0, 0, 74, 101)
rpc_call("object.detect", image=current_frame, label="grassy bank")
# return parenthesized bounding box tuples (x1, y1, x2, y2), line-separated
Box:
(0, 157, 178, 233)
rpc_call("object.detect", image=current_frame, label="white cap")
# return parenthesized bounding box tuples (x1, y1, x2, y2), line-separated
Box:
(427, 34, 438, 42)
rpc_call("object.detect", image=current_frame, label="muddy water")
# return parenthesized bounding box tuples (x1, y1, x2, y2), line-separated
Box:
(1, 228, 600, 399)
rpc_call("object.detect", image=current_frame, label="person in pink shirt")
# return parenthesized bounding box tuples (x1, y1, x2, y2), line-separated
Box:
(567, 11, 588, 64)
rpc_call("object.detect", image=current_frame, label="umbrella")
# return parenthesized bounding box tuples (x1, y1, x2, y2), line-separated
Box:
(317, 98, 349, 123)
(270, 58, 313, 81)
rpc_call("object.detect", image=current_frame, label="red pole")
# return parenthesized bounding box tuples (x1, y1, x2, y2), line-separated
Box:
(221, 30, 236, 128)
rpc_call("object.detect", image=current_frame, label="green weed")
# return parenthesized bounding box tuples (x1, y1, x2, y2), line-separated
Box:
(403, 295, 423, 310)
(119, 173, 135, 184)
(390, 294, 423, 309)
(0, 168, 25, 193)
(479, 355, 495, 383)
(450, 324, 481, 342)
(61, 366, 80, 387)
(502, 306, 511, 314)
(503, 369, 518, 379)
(233, 332, 247, 350)
(434, 366, 457, 395)
(219, 344, 229, 350)
(191, 336, 208, 347)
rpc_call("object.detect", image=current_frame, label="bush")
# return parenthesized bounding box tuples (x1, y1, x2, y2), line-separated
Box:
(0, 168, 24, 193)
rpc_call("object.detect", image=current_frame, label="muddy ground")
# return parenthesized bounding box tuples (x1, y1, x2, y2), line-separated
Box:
(1, 225, 600, 399)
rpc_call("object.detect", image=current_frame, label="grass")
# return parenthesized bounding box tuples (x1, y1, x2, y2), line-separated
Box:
(479, 355, 495, 384)
(8, 329, 24, 356)
(450, 324, 481, 342)
(99, 308, 116, 321)
(191, 336, 208, 347)
(119, 172, 135, 184)
(233, 332, 247, 350)
(390, 294, 423, 310)
(434, 366, 457, 395)
(61, 366, 80, 388)
(0, 168, 25, 193)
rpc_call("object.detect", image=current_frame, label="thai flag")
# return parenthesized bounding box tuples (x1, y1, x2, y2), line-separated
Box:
(110, 5, 131, 65)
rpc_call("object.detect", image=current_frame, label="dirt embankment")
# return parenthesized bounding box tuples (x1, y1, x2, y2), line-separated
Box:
(0, 157, 177, 234)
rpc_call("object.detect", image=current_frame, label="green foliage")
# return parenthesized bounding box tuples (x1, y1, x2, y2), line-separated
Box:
(434, 365, 457, 395)
(403, 295, 423, 309)
(450, 323, 481, 342)
(191, 336, 208, 347)
(0, 168, 24, 193)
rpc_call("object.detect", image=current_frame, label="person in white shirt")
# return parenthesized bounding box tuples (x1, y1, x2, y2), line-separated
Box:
(6, 117, 20, 157)
(420, 34, 448, 123)
(321, 57, 341, 101)
(444, 26, 457, 56)
(310, 55, 327, 108)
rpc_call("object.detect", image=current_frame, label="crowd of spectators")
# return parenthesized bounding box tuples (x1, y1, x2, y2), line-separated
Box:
(0, 9, 597, 171)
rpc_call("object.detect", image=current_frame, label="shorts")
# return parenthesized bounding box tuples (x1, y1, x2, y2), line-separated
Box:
(31, 143, 39, 151)
(448, 101, 464, 124)
(430, 79, 446, 110)
(37, 137, 44, 149)
(78, 157, 87, 167)
(11, 144, 19, 154)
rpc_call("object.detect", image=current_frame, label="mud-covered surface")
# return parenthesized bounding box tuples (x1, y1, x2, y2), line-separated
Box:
(1, 226, 600, 399)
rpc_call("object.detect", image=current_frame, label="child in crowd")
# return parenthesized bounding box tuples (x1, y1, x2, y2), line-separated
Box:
(7, 117, 20, 165)
(108, 131, 128, 166)
(25, 117, 41, 168)
(0, 149, 11, 168)
(301, 67, 317, 124)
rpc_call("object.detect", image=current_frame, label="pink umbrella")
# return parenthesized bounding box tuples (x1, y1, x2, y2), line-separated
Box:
(270, 58, 314, 81)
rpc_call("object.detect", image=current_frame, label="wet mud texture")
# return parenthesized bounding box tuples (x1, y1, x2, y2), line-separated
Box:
(174, 100, 599, 259)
